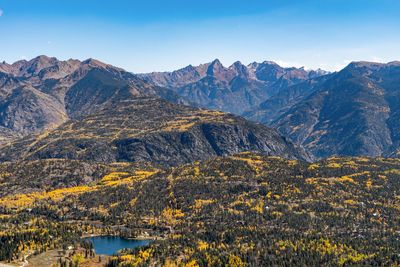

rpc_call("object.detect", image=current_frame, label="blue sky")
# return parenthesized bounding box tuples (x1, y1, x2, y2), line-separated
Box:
(0, 0, 399, 72)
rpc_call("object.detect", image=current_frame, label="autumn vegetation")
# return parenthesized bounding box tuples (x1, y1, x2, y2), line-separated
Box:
(0, 154, 400, 266)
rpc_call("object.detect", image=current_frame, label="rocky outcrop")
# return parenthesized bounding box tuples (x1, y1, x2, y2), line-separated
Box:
(258, 61, 400, 158)
(0, 98, 309, 165)
(0, 56, 184, 143)
(140, 60, 327, 114)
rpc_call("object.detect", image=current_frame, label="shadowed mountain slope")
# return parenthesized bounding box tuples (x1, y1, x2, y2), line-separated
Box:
(0, 56, 184, 143)
(258, 61, 400, 158)
(140, 59, 328, 114)
(0, 98, 309, 165)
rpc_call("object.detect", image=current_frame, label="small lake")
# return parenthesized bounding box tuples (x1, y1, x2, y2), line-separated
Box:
(84, 236, 152, 255)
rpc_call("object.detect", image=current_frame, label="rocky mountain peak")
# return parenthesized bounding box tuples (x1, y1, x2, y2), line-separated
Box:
(181, 64, 196, 71)
(33, 55, 56, 62)
(230, 61, 249, 77)
(262, 60, 280, 66)
(81, 58, 121, 70)
(23, 55, 58, 75)
(345, 61, 387, 72)
(247, 61, 259, 69)
(387, 61, 400, 66)
(140, 59, 329, 114)
(0, 61, 13, 74)
(255, 61, 285, 81)
(206, 59, 225, 76)
(308, 68, 331, 78)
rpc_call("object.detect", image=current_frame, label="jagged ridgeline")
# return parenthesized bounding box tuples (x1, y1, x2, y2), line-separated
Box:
(246, 61, 400, 159)
(1, 55, 400, 266)
(0, 154, 399, 265)
(0, 98, 309, 165)
(140, 59, 328, 115)
(0, 56, 185, 144)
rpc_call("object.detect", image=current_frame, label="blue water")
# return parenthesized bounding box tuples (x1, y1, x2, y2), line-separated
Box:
(84, 236, 152, 255)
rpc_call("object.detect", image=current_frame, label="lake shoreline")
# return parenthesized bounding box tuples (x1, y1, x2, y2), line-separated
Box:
(83, 235, 154, 256)
(82, 233, 161, 241)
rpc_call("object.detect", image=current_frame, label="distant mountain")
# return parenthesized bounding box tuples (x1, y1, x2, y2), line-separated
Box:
(251, 61, 400, 158)
(0, 98, 309, 165)
(0, 56, 184, 143)
(140, 59, 328, 114)
(3, 55, 400, 160)
(244, 74, 334, 124)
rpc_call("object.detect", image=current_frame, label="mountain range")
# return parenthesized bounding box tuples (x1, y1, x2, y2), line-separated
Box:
(1, 55, 400, 160)
(0, 98, 308, 165)
(0, 56, 308, 165)
(246, 61, 400, 158)
(1, 55, 400, 266)
(142, 59, 400, 159)
(140, 59, 328, 114)
(0, 56, 184, 143)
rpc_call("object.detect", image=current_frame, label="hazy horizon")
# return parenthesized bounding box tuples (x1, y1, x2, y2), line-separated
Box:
(1, 0, 399, 72)
(3, 54, 400, 74)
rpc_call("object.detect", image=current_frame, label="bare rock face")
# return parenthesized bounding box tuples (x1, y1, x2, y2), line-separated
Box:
(247, 61, 400, 158)
(140, 60, 326, 114)
(244, 74, 333, 124)
(0, 56, 308, 165)
(0, 86, 67, 136)
(0, 56, 184, 143)
(0, 98, 309, 165)
(6, 55, 400, 160)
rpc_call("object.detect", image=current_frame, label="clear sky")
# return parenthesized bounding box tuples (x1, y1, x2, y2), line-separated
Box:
(0, 0, 399, 72)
